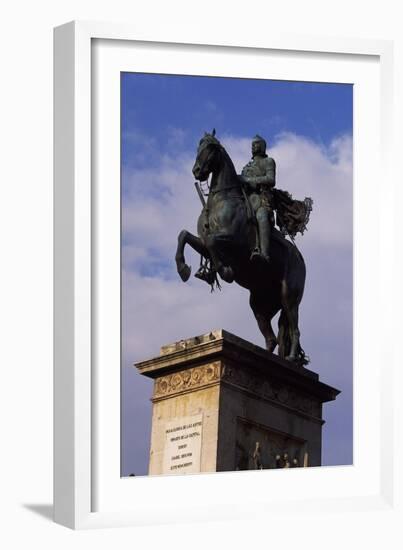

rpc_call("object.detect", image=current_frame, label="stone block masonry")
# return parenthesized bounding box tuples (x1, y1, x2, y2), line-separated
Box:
(135, 329, 340, 475)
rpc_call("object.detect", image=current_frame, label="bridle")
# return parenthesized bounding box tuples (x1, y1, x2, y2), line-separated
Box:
(196, 139, 220, 177)
(196, 138, 243, 198)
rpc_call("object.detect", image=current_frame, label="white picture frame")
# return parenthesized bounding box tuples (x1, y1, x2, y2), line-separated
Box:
(54, 20, 398, 531)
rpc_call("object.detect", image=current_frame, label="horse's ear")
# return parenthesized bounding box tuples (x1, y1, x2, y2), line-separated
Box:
(212, 128, 216, 137)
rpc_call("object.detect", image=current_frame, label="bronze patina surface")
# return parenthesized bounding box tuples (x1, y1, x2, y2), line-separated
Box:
(175, 131, 312, 366)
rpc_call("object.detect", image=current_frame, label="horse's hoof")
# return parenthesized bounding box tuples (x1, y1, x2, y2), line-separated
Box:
(178, 264, 191, 282)
(266, 341, 277, 353)
(220, 266, 234, 283)
(285, 355, 296, 362)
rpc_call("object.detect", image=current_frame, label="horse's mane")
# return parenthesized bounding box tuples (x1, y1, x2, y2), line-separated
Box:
(219, 144, 237, 174)
(202, 133, 237, 176)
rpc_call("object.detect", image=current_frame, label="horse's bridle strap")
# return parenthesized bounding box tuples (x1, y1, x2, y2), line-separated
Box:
(197, 145, 216, 174)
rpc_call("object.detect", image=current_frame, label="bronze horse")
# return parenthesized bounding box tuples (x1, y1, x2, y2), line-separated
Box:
(175, 131, 308, 365)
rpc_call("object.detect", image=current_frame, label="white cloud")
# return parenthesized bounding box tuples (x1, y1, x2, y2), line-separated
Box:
(122, 130, 159, 166)
(122, 267, 257, 367)
(122, 131, 353, 373)
(221, 132, 353, 248)
(122, 131, 353, 473)
(166, 126, 187, 149)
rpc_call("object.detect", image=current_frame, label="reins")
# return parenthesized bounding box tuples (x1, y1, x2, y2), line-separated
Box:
(209, 185, 242, 197)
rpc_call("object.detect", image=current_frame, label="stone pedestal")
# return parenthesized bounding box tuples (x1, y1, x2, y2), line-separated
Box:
(135, 329, 340, 475)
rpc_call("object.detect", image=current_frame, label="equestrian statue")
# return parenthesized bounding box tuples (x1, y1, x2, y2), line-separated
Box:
(175, 130, 312, 366)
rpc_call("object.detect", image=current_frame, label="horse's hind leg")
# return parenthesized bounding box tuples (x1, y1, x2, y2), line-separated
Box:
(256, 313, 277, 352)
(287, 307, 301, 361)
(250, 294, 278, 352)
(277, 310, 288, 359)
(280, 281, 301, 362)
(175, 229, 209, 282)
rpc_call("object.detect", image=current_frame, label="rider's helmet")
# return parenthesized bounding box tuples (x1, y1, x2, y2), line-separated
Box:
(252, 135, 267, 156)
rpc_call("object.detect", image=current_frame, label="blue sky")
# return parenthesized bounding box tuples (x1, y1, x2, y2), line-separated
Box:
(121, 72, 353, 476)
(121, 74, 352, 168)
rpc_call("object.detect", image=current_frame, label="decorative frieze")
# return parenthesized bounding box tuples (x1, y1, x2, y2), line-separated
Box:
(222, 363, 321, 418)
(153, 361, 221, 399)
(152, 358, 321, 419)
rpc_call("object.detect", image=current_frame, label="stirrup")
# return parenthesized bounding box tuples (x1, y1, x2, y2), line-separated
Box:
(195, 267, 216, 285)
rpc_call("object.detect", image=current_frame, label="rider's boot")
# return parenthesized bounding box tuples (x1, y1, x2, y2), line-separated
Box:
(259, 218, 271, 263)
(251, 209, 271, 264)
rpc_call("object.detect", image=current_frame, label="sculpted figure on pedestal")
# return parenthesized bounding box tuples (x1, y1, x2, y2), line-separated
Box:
(175, 130, 312, 366)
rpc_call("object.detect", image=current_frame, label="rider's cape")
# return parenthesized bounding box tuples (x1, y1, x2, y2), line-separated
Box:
(271, 189, 313, 238)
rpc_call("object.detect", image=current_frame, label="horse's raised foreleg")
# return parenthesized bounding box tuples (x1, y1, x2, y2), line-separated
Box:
(204, 233, 234, 283)
(175, 229, 209, 282)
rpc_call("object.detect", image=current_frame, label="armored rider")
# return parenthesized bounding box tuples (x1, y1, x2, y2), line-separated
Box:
(240, 135, 276, 263)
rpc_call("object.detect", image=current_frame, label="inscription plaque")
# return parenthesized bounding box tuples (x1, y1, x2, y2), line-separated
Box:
(162, 414, 203, 475)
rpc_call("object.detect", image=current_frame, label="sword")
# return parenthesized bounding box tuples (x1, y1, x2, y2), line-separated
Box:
(194, 181, 207, 208)
(194, 181, 210, 234)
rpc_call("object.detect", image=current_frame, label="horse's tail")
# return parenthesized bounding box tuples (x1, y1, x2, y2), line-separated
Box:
(284, 231, 305, 265)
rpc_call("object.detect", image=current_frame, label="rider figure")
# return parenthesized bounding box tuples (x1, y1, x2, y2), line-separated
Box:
(241, 135, 275, 263)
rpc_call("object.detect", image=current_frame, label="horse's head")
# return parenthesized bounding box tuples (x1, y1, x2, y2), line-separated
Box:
(192, 129, 222, 182)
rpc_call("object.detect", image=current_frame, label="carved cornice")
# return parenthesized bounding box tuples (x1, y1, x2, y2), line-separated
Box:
(152, 359, 322, 420)
(137, 330, 339, 404)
